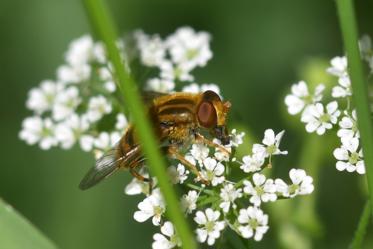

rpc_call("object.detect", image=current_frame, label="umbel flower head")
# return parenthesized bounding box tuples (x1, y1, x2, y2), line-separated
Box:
(126, 126, 312, 248)
(284, 34, 373, 176)
(20, 27, 315, 248)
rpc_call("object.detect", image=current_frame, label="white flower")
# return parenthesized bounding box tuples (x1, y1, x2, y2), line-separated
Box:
(160, 61, 194, 82)
(332, 76, 352, 98)
(337, 110, 359, 139)
(190, 144, 209, 165)
(182, 83, 200, 93)
(237, 206, 269, 241)
(104, 81, 116, 93)
(284, 81, 325, 115)
(52, 86, 81, 121)
(168, 163, 189, 184)
(134, 188, 165, 226)
(125, 172, 154, 196)
(93, 131, 121, 158)
(181, 190, 198, 214)
(243, 173, 277, 206)
(185, 154, 197, 166)
(368, 57, 373, 72)
(135, 31, 166, 67)
(65, 35, 94, 66)
(19, 116, 58, 150)
(230, 129, 245, 147)
(327, 56, 348, 78)
(182, 83, 221, 97)
(152, 221, 181, 249)
(219, 184, 242, 213)
(115, 113, 128, 131)
(288, 169, 314, 195)
(92, 42, 107, 64)
(240, 152, 265, 173)
(359, 35, 373, 62)
(146, 78, 175, 93)
(86, 95, 112, 122)
(274, 179, 288, 196)
(200, 157, 225, 186)
(212, 138, 231, 162)
(57, 64, 91, 84)
(333, 137, 365, 174)
(253, 129, 288, 158)
(80, 135, 95, 152)
(98, 67, 112, 81)
(166, 27, 212, 69)
(26, 80, 62, 114)
(55, 114, 90, 149)
(276, 169, 314, 197)
(93, 131, 121, 155)
(194, 208, 225, 246)
(301, 101, 341, 135)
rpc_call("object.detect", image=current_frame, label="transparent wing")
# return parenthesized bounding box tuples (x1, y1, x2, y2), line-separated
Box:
(79, 143, 144, 190)
(79, 148, 121, 190)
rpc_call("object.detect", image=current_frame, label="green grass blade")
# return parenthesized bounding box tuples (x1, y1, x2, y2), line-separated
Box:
(349, 201, 371, 249)
(81, 1, 197, 248)
(0, 198, 57, 249)
(336, 0, 373, 218)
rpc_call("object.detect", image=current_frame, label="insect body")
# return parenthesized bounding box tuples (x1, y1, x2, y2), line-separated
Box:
(79, 90, 231, 190)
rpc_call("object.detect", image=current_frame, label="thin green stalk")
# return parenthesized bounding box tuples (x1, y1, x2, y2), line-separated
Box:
(81, 1, 196, 248)
(186, 183, 215, 195)
(336, 0, 373, 218)
(349, 201, 371, 249)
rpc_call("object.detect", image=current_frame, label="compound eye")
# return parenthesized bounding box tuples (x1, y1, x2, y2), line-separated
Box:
(197, 101, 217, 128)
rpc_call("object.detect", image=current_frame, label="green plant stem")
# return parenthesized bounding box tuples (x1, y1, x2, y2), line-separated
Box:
(336, 0, 373, 218)
(349, 201, 371, 249)
(197, 196, 220, 207)
(186, 183, 215, 195)
(81, 1, 196, 248)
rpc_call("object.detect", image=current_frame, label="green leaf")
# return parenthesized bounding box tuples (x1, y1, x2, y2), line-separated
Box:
(0, 198, 57, 249)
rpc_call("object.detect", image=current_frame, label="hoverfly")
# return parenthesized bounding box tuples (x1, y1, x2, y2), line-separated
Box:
(79, 90, 231, 190)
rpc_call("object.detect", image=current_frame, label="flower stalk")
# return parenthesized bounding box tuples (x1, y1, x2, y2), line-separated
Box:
(349, 200, 370, 249)
(81, 0, 197, 248)
(336, 0, 373, 217)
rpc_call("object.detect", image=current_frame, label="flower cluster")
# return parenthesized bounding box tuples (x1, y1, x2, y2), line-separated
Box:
(130, 128, 313, 247)
(19, 35, 127, 157)
(284, 35, 373, 175)
(134, 27, 219, 95)
(20, 27, 314, 248)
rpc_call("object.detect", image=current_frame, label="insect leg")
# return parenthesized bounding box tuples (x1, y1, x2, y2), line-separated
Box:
(129, 167, 149, 182)
(167, 146, 209, 185)
(195, 133, 231, 155)
(129, 158, 153, 195)
(129, 167, 153, 195)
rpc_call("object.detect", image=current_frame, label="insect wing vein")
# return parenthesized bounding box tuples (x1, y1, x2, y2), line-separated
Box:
(79, 148, 120, 190)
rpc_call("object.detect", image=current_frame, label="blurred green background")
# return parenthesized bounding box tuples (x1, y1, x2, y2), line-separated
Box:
(1, 0, 373, 248)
